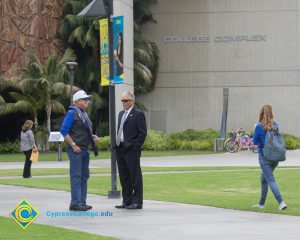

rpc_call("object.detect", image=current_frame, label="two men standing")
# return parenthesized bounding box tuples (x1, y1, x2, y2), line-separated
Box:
(60, 89, 147, 211)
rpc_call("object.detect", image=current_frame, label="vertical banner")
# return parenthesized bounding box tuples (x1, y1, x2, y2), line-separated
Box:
(113, 16, 124, 84)
(100, 18, 110, 86)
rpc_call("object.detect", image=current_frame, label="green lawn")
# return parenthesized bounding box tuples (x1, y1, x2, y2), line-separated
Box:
(0, 166, 265, 177)
(0, 151, 213, 162)
(0, 167, 299, 216)
(0, 216, 116, 240)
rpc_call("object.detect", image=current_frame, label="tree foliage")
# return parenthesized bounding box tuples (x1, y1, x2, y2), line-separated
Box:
(17, 49, 77, 132)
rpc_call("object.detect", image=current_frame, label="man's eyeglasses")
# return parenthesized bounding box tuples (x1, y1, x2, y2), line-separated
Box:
(80, 98, 92, 104)
(121, 99, 132, 103)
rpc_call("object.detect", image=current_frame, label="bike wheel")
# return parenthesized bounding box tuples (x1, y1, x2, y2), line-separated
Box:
(224, 140, 239, 153)
(249, 144, 258, 153)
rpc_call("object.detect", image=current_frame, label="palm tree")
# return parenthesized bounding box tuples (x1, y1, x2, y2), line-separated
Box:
(59, 0, 108, 130)
(134, 0, 157, 26)
(17, 48, 76, 133)
(133, 0, 159, 94)
(134, 25, 159, 94)
(58, 0, 159, 131)
(58, 1, 100, 90)
(0, 77, 26, 117)
(59, 0, 159, 95)
(8, 92, 42, 127)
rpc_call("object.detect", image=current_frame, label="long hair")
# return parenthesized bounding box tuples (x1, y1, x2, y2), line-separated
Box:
(118, 32, 123, 56)
(22, 120, 33, 132)
(259, 104, 274, 130)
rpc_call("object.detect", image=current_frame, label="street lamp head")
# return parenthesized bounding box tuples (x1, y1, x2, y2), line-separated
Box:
(77, 0, 108, 17)
(66, 62, 78, 72)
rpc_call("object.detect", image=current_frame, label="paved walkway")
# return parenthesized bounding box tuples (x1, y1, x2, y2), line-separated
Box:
(1, 185, 300, 240)
(1, 150, 300, 169)
(0, 151, 300, 239)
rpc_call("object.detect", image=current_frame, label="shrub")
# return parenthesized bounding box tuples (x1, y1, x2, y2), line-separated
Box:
(168, 129, 220, 150)
(284, 134, 300, 149)
(143, 129, 168, 150)
(169, 128, 219, 141)
(97, 136, 111, 151)
(49, 142, 67, 152)
(0, 140, 20, 153)
(2, 129, 300, 153)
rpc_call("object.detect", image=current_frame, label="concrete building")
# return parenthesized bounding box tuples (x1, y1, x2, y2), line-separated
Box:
(137, 0, 300, 136)
(114, 0, 134, 115)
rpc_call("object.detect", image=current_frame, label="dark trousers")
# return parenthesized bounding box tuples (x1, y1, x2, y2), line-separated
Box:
(67, 148, 90, 206)
(23, 149, 32, 178)
(116, 145, 143, 205)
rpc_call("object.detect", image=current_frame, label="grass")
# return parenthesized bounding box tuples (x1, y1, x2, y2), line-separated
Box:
(0, 166, 265, 177)
(0, 168, 107, 177)
(0, 151, 213, 162)
(0, 167, 299, 216)
(1, 166, 298, 178)
(0, 216, 116, 240)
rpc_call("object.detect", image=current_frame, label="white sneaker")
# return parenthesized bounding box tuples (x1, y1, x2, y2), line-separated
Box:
(279, 201, 287, 211)
(252, 204, 265, 209)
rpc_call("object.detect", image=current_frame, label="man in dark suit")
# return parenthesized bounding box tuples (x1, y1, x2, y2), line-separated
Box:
(115, 91, 147, 210)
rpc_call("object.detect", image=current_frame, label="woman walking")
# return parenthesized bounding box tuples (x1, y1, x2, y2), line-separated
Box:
(20, 120, 38, 178)
(253, 104, 287, 210)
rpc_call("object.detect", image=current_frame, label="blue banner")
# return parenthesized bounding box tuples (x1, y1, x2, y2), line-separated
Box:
(113, 16, 124, 84)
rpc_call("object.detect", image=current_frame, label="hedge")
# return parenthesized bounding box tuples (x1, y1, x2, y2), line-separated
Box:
(1, 129, 300, 153)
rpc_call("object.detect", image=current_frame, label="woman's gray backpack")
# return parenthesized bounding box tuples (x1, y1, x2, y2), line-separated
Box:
(263, 128, 286, 161)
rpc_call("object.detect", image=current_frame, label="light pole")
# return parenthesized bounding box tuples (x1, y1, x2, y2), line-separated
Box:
(66, 62, 78, 105)
(78, 0, 120, 198)
(107, 0, 120, 198)
(64, 61, 78, 160)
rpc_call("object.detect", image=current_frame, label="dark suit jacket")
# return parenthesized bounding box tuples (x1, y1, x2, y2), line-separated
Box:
(117, 107, 147, 150)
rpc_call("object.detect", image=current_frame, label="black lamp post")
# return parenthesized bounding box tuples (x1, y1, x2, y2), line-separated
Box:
(66, 61, 78, 105)
(78, 0, 120, 198)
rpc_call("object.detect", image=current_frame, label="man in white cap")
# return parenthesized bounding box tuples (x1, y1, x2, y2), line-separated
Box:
(60, 90, 100, 211)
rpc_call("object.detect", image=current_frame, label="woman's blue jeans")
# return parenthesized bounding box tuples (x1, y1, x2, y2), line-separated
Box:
(259, 155, 283, 205)
(67, 148, 90, 206)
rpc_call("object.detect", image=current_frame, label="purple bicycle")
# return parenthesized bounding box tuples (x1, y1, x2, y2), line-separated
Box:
(224, 128, 258, 153)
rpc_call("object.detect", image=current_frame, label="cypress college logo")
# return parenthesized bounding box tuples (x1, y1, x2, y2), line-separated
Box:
(10, 199, 40, 229)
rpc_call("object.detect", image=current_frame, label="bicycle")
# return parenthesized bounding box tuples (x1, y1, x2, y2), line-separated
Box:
(224, 128, 258, 153)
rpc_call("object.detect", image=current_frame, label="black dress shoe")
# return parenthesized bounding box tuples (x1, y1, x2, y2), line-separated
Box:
(69, 205, 89, 211)
(83, 205, 92, 210)
(115, 203, 131, 209)
(125, 204, 143, 209)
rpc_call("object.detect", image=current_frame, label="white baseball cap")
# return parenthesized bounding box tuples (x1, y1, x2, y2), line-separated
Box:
(73, 90, 91, 102)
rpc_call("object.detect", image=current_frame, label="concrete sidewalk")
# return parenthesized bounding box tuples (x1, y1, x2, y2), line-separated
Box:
(1, 151, 300, 239)
(1, 150, 300, 169)
(1, 185, 300, 240)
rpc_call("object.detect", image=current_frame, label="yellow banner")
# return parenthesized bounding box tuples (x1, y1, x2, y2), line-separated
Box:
(100, 19, 110, 86)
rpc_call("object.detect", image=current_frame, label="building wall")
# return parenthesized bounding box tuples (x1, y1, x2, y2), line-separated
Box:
(0, 0, 67, 78)
(114, 0, 134, 117)
(137, 0, 300, 136)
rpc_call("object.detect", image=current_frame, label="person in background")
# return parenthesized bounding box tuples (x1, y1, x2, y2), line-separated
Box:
(114, 32, 124, 76)
(115, 90, 147, 210)
(60, 90, 100, 211)
(252, 104, 287, 211)
(20, 120, 37, 178)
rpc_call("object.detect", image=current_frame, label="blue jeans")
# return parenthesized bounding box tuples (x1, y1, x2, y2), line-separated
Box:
(259, 155, 283, 205)
(67, 148, 90, 206)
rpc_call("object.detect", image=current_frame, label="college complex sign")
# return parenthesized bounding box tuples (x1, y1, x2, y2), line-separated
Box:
(163, 34, 266, 43)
